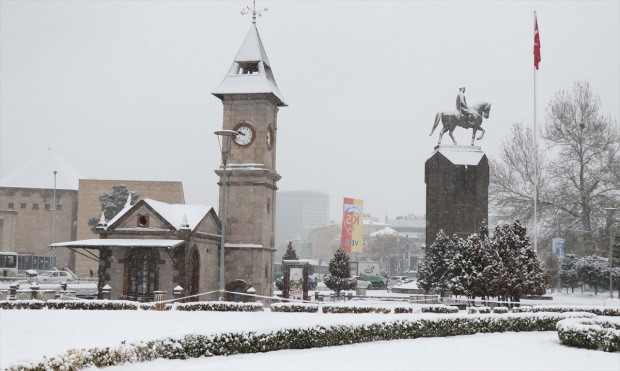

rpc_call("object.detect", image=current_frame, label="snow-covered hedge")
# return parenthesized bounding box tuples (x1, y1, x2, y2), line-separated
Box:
(8, 313, 593, 370)
(421, 304, 459, 313)
(393, 306, 415, 314)
(321, 305, 391, 314)
(270, 303, 319, 313)
(531, 305, 620, 316)
(0, 300, 140, 310)
(492, 307, 509, 314)
(557, 317, 620, 352)
(175, 301, 264, 312)
(468, 306, 491, 314)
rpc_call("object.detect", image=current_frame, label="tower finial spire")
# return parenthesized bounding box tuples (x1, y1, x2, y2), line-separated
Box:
(241, 0, 267, 24)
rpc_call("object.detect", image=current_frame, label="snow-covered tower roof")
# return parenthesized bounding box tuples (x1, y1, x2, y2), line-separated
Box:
(212, 23, 287, 106)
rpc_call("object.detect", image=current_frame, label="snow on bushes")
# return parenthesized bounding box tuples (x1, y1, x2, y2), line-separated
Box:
(271, 303, 319, 313)
(557, 317, 620, 352)
(530, 305, 620, 316)
(175, 301, 264, 312)
(7, 312, 594, 370)
(421, 304, 459, 313)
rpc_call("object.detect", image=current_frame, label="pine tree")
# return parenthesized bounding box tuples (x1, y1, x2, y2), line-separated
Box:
(418, 230, 454, 295)
(88, 184, 138, 232)
(282, 241, 298, 262)
(323, 247, 355, 296)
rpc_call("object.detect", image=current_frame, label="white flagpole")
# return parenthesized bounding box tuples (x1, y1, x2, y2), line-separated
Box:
(533, 10, 538, 252)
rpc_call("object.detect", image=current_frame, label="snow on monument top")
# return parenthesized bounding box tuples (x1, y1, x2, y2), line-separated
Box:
(433, 145, 485, 166)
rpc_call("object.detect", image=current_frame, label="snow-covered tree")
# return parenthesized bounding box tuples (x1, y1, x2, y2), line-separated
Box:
(323, 247, 355, 296)
(418, 230, 454, 295)
(282, 241, 298, 262)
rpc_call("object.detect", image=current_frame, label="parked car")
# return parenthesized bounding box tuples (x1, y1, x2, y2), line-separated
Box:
(36, 270, 77, 283)
(353, 276, 372, 289)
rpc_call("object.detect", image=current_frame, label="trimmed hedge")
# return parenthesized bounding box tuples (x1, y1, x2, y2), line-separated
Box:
(8, 312, 593, 370)
(175, 301, 264, 312)
(557, 317, 620, 352)
(321, 305, 391, 314)
(0, 300, 261, 312)
(271, 303, 319, 313)
(531, 305, 620, 316)
(421, 305, 459, 314)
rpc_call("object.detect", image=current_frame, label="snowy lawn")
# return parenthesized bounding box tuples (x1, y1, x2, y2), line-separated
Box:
(102, 331, 620, 371)
(1, 292, 618, 369)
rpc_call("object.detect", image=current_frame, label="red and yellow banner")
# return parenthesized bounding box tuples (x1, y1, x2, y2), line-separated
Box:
(341, 197, 363, 253)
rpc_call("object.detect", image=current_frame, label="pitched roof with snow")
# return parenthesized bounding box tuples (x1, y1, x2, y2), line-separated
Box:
(369, 227, 402, 237)
(106, 198, 213, 232)
(212, 24, 286, 106)
(0, 150, 85, 190)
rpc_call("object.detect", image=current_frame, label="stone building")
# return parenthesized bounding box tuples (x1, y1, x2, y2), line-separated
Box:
(0, 151, 82, 271)
(0, 149, 186, 275)
(52, 198, 220, 301)
(74, 179, 185, 276)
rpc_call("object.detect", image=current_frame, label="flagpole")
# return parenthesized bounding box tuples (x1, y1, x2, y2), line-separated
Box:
(533, 10, 538, 252)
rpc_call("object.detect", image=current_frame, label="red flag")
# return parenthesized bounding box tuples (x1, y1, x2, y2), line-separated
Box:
(534, 15, 541, 70)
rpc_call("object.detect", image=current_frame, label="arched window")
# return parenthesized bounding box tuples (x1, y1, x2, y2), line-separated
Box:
(123, 248, 160, 302)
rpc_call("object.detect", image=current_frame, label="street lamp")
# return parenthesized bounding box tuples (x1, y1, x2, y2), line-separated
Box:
(604, 207, 616, 299)
(214, 130, 238, 301)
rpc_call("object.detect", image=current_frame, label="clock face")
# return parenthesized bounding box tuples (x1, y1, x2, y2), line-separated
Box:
(266, 125, 274, 150)
(233, 123, 255, 147)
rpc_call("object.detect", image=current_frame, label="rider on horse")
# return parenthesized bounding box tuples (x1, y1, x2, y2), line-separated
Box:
(456, 87, 477, 128)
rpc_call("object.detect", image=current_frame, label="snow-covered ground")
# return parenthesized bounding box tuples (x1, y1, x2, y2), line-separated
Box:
(0, 292, 617, 370)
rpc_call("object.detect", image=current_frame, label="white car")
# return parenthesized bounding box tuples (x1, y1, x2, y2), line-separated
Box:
(353, 276, 372, 289)
(36, 270, 77, 283)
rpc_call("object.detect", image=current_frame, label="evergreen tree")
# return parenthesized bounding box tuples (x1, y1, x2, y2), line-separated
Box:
(323, 247, 355, 296)
(559, 254, 579, 293)
(88, 184, 138, 232)
(282, 241, 298, 261)
(418, 230, 454, 295)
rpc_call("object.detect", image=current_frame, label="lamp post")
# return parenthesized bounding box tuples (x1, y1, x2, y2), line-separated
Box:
(215, 130, 238, 301)
(51, 170, 57, 266)
(604, 207, 616, 299)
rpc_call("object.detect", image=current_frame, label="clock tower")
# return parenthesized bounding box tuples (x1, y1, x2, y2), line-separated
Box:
(212, 18, 286, 299)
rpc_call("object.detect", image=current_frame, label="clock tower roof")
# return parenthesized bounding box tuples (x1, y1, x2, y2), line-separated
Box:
(212, 24, 287, 106)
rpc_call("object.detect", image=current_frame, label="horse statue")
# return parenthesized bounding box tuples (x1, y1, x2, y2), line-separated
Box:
(429, 102, 492, 146)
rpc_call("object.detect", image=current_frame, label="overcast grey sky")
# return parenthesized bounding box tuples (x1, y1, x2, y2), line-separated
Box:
(1, 0, 618, 221)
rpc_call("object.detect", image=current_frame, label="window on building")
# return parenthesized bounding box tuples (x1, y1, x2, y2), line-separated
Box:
(20, 203, 26, 209)
(45, 204, 51, 210)
(137, 214, 149, 227)
(56, 204, 63, 211)
(32, 203, 39, 210)
(8, 203, 14, 209)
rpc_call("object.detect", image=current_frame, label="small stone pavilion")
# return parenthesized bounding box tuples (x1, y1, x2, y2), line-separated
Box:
(52, 198, 221, 301)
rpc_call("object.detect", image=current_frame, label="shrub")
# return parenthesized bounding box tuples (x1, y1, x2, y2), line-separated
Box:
(175, 301, 263, 312)
(321, 305, 391, 314)
(557, 317, 620, 352)
(421, 305, 459, 314)
(271, 303, 319, 313)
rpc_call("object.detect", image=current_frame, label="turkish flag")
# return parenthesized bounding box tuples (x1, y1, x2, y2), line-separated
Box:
(534, 16, 541, 70)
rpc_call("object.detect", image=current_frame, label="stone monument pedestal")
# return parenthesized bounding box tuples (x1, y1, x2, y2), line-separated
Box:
(425, 145, 489, 246)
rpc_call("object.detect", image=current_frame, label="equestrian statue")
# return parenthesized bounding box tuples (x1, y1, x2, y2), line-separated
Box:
(430, 87, 492, 146)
